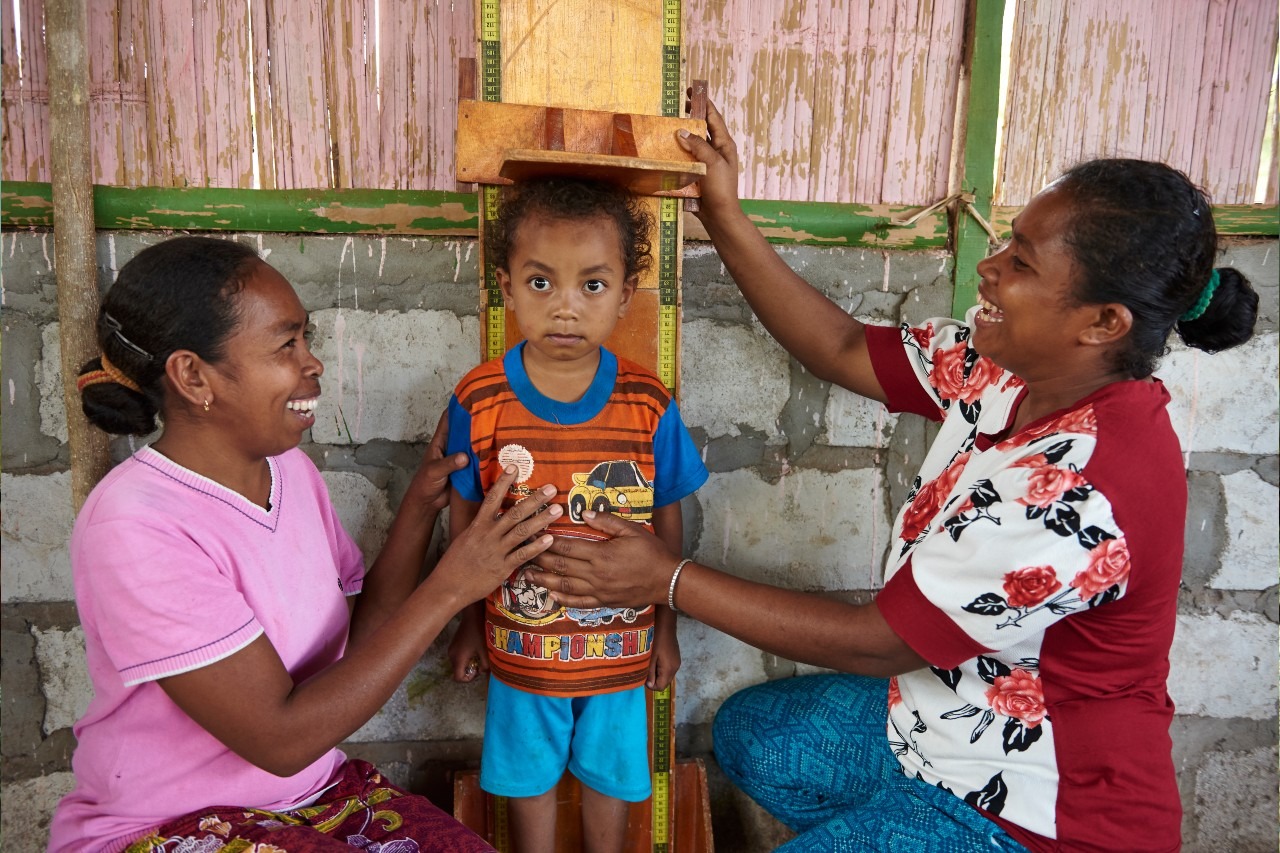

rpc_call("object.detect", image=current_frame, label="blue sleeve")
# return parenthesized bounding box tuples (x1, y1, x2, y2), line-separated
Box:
(652, 400, 708, 507)
(446, 395, 484, 503)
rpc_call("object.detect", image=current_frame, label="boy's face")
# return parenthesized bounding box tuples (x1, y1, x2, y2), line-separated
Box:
(498, 213, 637, 374)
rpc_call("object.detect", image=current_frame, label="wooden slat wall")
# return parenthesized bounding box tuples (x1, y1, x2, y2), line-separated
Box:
(999, 0, 1279, 205)
(3, 0, 50, 181)
(2, 0, 472, 190)
(682, 0, 967, 205)
(1, 0, 1275, 204)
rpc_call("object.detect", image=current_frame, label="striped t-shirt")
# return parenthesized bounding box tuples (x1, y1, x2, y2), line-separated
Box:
(447, 343, 707, 697)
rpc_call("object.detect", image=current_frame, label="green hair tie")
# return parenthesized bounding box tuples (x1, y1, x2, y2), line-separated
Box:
(1180, 269, 1220, 322)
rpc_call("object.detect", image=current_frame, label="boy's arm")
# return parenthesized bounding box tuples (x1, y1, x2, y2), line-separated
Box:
(647, 501, 683, 690)
(447, 491, 489, 682)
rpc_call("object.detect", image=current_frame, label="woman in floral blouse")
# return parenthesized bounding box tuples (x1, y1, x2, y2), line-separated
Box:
(524, 100, 1259, 852)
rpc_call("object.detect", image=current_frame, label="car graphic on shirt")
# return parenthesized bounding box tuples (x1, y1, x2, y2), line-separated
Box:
(567, 460, 655, 523)
(564, 606, 640, 627)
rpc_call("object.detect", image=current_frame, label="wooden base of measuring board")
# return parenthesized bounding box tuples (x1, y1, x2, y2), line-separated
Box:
(452, 759, 713, 851)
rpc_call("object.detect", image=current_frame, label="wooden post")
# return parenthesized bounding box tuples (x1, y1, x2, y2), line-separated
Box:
(952, 0, 1005, 319)
(46, 0, 110, 510)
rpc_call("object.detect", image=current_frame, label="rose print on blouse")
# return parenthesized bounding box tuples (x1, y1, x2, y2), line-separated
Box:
(962, 535, 1130, 634)
(1002, 565, 1063, 608)
(931, 656, 1047, 758)
(1006, 404, 1098, 449)
(900, 451, 972, 544)
(1071, 536, 1132, 600)
(931, 342, 1006, 423)
(986, 669, 1048, 728)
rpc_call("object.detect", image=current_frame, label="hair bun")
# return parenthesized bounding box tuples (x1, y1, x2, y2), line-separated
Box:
(1176, 267, 1259, 354)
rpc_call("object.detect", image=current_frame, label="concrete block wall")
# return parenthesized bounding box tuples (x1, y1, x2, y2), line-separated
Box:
(2, 230, 1276, 851)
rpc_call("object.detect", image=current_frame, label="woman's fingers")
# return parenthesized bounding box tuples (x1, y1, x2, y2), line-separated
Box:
(426, 410, 449, 461)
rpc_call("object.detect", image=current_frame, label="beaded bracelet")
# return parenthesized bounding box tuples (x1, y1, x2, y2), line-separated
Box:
(668, 558, 693, 612)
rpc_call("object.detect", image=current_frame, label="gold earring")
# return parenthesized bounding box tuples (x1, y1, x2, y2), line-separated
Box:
(203, 399, 210, 413)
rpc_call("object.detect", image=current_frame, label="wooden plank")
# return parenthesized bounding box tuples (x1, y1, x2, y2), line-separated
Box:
(0, 182, 478, 233)
(451, 759, 713, 852)
(455, 100, 706, 193)
(7, 180, 1272, 240)
(499, 1, 664, 114)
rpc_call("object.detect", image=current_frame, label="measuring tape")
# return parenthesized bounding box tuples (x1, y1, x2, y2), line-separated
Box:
(656, 0, 682, 395)
(653, 2, 682, 844)
(480, 0, 505, 362)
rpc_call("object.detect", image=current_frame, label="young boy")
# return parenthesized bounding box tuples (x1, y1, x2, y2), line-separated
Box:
(445, 177, 708, 851)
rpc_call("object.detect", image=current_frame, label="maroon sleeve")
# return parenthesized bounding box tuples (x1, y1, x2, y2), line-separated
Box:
(876, 557, 989, 669)
(864, 324, 943, 420)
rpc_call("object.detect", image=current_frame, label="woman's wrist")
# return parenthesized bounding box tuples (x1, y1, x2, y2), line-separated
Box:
(667, 558, 693, 612)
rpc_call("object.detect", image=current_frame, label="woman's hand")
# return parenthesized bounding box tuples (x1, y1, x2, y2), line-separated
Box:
(404, 411, 464, 514)
(677, 96, 742, 221)
(526, 510, 679, 609)
(433, 468, 561, 608)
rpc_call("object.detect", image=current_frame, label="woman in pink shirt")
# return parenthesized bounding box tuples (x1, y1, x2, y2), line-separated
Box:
(51, 236, 560, 852)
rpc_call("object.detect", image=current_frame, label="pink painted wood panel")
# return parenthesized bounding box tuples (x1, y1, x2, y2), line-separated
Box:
(1, 0, 1274, 205)
(683, 0, 967, 205)
(2, 0, 51, 181)
(999, 0, 1278, 205)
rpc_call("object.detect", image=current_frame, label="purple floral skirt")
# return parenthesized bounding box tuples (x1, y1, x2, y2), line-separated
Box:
(123, 759, 493, 852)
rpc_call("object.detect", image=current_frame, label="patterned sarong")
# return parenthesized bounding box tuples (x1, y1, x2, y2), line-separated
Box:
(123, 759, 492, 852)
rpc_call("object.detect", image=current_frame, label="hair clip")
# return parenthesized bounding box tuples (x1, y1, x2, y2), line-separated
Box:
(102, 312, 153, 361)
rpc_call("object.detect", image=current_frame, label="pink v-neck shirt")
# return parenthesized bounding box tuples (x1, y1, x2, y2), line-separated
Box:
(49, 447, 365, 853)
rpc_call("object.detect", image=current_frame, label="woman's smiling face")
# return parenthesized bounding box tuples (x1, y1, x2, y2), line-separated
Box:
(971, 187, 1100, 381)
(203, 261, 324, 459)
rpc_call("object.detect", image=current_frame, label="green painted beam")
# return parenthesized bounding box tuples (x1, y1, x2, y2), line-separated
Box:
(726, 199, 948, 249)
(1, 182, 478, 234)
(3, 180, 1275, 244)
(952, 0, 1006, 319)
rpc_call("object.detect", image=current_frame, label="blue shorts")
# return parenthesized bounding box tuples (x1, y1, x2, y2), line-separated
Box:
(480, 676, 651, 802)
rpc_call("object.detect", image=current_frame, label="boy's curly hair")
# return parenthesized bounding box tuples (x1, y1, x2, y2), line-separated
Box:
(487, 177, 654, 280)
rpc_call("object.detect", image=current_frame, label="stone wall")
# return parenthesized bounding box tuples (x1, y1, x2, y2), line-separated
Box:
(3, 230, 1276, 850)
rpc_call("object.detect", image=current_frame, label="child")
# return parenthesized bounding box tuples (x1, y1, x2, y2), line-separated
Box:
(445, 177, 708, 851)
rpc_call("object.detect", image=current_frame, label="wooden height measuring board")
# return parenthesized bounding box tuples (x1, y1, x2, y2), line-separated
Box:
(455, 1, 712, 850)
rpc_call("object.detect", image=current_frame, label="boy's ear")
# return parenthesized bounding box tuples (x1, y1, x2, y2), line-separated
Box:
(164, 349, 214, 410)
(617, 276, 638, 317)
(496, 268, 514, 306)
(1079, 302, 1133, 347)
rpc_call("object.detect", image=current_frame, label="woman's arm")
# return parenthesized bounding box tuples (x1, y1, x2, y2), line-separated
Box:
(160, 465, 561, 777)
(446, 493, 489, 682)
(647, 501, 683, 690)
(531, 510, 925, 678)
(348, 412, 455, 647)
(678, 101, 886, 403)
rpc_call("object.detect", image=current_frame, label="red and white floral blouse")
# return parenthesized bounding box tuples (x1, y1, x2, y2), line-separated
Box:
(867, 311, 1185, 853)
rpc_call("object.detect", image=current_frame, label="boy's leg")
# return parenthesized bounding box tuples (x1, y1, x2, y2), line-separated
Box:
(566, 686, 650, 853)
(579, 785, 628, 853)
(506, 788, 559, 853)
(712, 673, 900, 832)
(480, 677, 575, 852)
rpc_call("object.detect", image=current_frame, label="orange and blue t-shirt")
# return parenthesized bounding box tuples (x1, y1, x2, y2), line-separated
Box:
(447, 343, 707, 697)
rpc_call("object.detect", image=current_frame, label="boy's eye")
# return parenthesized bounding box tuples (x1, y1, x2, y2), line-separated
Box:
(303, 322, 316, 342)
(583, 279, 606, 294)
(529, 276, 552, 292)
(1010, 255, 1029, 271)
